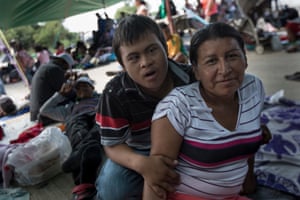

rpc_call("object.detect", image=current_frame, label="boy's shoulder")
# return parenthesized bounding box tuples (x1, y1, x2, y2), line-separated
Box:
(168, 60, 196, 85)
(102, 72, 137, 96)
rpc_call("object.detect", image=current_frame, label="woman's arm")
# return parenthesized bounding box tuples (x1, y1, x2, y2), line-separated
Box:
(143, 116, 183, 200)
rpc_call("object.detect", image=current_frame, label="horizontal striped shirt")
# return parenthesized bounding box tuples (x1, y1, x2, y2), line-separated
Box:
(96, 60, 194, 149)
(153, 74, 265, 199)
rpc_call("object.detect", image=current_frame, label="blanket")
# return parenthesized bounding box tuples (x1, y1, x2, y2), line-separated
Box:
(254, 97, 300, 197)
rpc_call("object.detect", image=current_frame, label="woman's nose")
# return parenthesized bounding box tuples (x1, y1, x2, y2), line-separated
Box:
(218, 59, 232, 74)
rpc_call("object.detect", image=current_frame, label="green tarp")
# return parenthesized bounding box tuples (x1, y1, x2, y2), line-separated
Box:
(0, 0, 122, 30)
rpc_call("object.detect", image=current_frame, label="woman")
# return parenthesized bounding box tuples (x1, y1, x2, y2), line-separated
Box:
(143, 23, 267, 200)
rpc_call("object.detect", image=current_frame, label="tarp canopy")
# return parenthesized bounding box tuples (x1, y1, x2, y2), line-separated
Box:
(0, 0, 122, 30)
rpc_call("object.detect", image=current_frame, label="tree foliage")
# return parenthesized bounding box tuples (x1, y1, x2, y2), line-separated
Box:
(3, 21, 79, 51)
(114, 5, 136, 20)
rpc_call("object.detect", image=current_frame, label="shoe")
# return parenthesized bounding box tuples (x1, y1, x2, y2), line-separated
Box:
(286, 44, 298, 53)
(285, 72, 300, 81)
(72, 184, 96, 200)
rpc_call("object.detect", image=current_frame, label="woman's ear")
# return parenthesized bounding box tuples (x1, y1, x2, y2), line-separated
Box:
(192, 65, 201, 81)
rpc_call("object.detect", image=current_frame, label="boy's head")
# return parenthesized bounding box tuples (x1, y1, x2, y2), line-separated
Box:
(112, 15, 167, 67)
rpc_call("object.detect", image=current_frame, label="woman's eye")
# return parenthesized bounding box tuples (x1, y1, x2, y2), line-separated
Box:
(227, 53, 240, 60)
(205, 59, 217, 65)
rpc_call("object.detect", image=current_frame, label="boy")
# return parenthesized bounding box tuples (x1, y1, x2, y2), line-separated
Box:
(95, 15, 195, 199)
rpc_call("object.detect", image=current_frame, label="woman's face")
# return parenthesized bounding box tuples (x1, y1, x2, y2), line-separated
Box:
(193, 37, 247, 98)
(120, 32, 169, 95)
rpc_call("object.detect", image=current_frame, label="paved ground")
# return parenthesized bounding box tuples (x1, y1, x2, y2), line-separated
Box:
(2, 49, 299, 199)
(4, 49, 300, 102)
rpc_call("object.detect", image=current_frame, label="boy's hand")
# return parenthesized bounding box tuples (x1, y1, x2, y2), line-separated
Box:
(261, 124, 272, 144)
(142, 155, 179, 198)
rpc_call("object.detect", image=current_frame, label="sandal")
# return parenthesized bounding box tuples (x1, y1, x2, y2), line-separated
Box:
(72, 184, 96, 200)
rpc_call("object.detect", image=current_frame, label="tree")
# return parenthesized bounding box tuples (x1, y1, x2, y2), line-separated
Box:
(114, 5, 136, 20)
(3, 21, 79, 52)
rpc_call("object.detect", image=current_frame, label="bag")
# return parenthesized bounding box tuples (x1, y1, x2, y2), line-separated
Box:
(5, 127, 71, 186)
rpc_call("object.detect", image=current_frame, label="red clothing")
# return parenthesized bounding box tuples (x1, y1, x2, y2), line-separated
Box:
(201, 0, 218, 18)
(286, 19, 300, 36)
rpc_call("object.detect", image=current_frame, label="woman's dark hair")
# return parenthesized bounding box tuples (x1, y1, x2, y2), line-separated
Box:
(112, 15, 167, 66)
(189, 22, 245, 66)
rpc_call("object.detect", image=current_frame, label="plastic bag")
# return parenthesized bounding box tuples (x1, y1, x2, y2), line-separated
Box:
(5, 127, 71, 186)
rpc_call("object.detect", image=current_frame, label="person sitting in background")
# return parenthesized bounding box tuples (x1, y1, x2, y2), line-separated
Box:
(0, 95, 17, 117)
(30, 53, 74, 126)
(40, 74, 102, 200)
(71, 41, 87, 66)
(143, 22, 270, 200)
(158, 22, 189, 64)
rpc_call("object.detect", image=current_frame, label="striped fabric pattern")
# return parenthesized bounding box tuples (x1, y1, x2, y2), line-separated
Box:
(95, 60, 194, 149)
(152, 74, 265, 199)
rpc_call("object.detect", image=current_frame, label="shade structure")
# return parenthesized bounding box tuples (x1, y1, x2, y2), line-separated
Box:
(0, 0, 123, 30)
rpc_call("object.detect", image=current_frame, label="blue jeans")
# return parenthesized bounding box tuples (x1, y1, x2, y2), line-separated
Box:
(95, 149, 149, 200)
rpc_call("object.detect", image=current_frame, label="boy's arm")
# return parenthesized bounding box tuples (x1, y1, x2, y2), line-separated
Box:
(143, 117, 183, 200)
(104, 143, 179, 191)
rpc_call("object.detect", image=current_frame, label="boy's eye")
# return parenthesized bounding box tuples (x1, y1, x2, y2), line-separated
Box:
(127, 55, 139, 62)
(149, 46, 158, 53)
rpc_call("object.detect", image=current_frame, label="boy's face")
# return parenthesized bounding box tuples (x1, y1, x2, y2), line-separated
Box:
(120, 33, 169, 95)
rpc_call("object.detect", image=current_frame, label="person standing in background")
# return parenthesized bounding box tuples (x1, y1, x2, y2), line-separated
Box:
(201, 0, 219, 22)
(13, 42, 35, 84)
(135, 0, 149, 16)
(34, 45, 50, 68)
(55, 41, 65, 56)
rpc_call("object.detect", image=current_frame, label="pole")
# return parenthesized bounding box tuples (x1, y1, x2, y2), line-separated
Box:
(0, 29, 30, 87)
(165, 0, 175, 34)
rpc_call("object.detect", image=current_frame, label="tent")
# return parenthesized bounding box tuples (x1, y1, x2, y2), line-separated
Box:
(0, 0, 123, 30)
(0, 0, 123, 86)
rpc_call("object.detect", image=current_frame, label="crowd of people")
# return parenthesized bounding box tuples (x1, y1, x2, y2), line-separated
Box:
(3, 1, 300, 199)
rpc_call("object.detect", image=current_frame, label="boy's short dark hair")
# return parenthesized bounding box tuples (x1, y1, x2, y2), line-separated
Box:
(189, 22, 245, 66)
(112, 15, 167, 66)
